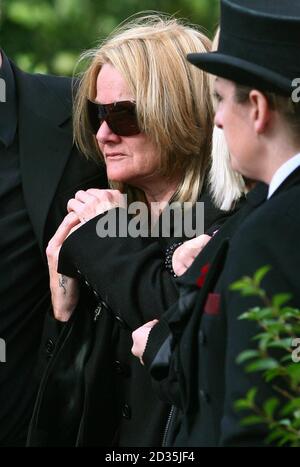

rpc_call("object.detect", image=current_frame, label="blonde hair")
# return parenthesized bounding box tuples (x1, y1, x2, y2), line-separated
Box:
(209, 127, 246, 210)
(208, 26, 246, 210)
(73, 13, 213, 204)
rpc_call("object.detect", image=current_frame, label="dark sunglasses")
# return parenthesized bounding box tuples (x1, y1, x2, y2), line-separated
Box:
(87, 99, 140, 137)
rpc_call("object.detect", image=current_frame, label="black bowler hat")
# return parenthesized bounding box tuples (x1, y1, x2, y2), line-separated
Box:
(187, 0, 300, 95)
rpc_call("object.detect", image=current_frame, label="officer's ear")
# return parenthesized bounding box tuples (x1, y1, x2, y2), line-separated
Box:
(248, 90, 272, 135)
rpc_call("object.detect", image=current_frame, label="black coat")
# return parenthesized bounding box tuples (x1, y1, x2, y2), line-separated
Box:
(27, 188, 233, 447)
(4, 60, 106, 444)
(147, 169, 300, 446)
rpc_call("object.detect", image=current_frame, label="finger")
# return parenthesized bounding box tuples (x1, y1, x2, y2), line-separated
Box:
(87, 188, 122, 203)
(185, 255, 196, 269)
(193, 234, 211, 247)
(74, 190, 96, 203)
(86, 188, 111, 198)
(67, 198, 85, 214)
(173, 264, 187, 276)
(147, 319, 159, 327)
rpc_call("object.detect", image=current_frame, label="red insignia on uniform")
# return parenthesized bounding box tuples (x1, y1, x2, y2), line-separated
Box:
(204, 293, 221, 315)
(196, 263, 210, 288)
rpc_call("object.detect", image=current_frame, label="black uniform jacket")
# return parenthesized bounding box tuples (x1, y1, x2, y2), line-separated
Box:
(147, 169, 300, 446)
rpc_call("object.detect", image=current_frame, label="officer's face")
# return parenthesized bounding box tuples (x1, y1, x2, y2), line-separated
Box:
(213, 78, 259, 180)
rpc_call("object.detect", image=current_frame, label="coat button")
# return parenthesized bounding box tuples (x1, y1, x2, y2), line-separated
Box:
(199, 330, 206, 345)
(93, 289, 100, 299)
(99, 300, 110, 312)
(115, 315, 127, 329)
(45, 338, 55, 356)
(199, 389, 210, 404)
(114, 360, 130, 376)
(122, 404, 131, 419)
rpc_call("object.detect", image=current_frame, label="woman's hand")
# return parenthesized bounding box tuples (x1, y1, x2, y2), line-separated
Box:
(131, 320, 159, 365)
(46, 212, 82, 322)
(172, 234, 211, 276)
(67, 188, 127, 223)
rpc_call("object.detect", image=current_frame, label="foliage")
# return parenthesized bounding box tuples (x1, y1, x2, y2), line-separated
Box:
(231, 266, 300, 446)
(0, 0, 219, 75)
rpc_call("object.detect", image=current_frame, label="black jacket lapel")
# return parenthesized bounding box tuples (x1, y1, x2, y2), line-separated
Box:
(12, 61, 73, 250)
(271, 164, 300, 198)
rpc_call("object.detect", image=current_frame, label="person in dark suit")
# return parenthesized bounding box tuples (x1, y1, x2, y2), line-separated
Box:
(0, 49, 107, 446)
(132, 0, 300, 447)
(26, 14, 243, 447)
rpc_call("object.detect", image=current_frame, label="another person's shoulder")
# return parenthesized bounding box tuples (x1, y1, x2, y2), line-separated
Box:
(231, 184, 300, 251)
(32, 72, 77, 105)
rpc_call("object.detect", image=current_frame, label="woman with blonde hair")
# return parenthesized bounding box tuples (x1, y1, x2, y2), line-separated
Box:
(28, 14, 236, 447)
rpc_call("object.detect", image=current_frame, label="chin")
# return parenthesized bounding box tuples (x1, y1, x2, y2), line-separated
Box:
(106, 171, 131, 183)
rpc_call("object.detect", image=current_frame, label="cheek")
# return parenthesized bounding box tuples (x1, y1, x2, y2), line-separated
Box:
(229, 154, 239, 172)
(97, 141, 105, 157)
(132, 137, 159, 168)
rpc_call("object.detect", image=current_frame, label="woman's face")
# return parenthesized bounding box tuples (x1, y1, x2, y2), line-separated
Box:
(95, 63, 162, 192)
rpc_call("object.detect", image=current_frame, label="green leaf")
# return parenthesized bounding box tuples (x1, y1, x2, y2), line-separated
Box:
(246, 387, 258, 405)
(246, 358, 278, 373)
(265, 367, 287, 382)
(280, 307, 300, 319)
(240, 415, 264, 426)
(265, 428, 286, 443)
(236, 350, 260, 365)
(230, 278, 252, 291)
(286, 363, 300, 385)
(254, 265, 271, 286)
(272, 293, 292, 308)
(268, 338, 293, 350)
(257, 335, 275, 353)
(235, 399, 253, 411)
(278, 434, 293, 446)
(263, 398, 279, 418)
(280, 399, 300, 416)
(278, 418, 291, 427)
(239, 308, 269, 321)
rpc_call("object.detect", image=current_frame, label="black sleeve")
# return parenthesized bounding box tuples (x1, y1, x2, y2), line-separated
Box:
(34, 307, 66, 382)
(34, 282, 96, 383)
(57, 186, 237, 332)
(58, 209, 179, 330)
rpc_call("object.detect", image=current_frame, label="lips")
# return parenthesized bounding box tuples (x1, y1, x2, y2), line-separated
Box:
(105, 153, 125, 158)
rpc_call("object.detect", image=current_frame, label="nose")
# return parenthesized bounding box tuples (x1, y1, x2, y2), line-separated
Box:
(214, 111, 223, 130)
(96, 120, 120, 145)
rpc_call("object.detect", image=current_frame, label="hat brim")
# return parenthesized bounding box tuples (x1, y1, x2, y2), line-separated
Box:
(187, 52, 292, 95)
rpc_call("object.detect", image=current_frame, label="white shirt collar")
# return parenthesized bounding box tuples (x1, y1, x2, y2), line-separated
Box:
(267, 153, 300, 199)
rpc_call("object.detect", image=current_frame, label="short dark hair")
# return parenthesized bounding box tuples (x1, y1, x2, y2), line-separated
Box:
(234, 83, 300, 143)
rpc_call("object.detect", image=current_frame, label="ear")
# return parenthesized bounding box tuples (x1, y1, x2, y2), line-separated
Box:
(248, 90, 272, 134)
